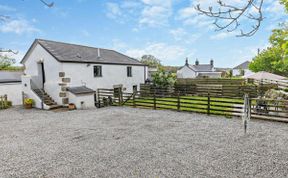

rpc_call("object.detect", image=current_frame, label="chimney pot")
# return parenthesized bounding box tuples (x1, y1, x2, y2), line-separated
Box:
(195, 59, 199, 65)
(185, 57, 189, 66)
(210, 59, 214, 66)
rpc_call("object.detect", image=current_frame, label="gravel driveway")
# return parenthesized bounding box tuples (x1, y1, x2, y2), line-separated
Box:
(0, 107, 288, 178)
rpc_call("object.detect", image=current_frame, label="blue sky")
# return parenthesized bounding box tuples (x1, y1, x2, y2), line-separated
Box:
(0, 0, 287, 67)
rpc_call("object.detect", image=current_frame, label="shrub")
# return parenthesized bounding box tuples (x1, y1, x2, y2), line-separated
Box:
(24, 98, 34, 105)
(0, 100, 12, 109)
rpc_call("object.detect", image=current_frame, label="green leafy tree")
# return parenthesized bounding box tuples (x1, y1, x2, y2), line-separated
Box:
(249, 23, 288, 76)
(140, 55, 162, 68)
(152, 70, 176, 87)
(0, 55, 16, 70)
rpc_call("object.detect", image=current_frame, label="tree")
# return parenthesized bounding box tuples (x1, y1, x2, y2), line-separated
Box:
(196, 0, 288, 37)
(152, 70, 176, 87)
(249, 22, 288, 76)
(249, 47, 288, 76)
(0, 55, 16, 70)
(140, 55, 162, 68)
(224, 69, 233, 78)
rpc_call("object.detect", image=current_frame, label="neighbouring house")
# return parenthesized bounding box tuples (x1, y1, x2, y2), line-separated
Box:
(232, 61, 254, 77)
(21, 39, 147, 110)
(0, 71, 23, 105)
(147, 67, 158, 80)
(177, 58, 222, 78)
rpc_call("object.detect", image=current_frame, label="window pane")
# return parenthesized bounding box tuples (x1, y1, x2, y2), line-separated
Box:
(94, 66, 102, 77)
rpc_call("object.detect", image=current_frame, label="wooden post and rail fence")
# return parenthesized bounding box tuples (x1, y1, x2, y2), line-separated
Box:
(97, 87, 288, 123)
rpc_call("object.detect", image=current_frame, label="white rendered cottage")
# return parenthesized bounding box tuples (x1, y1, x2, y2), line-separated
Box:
(177, 58, 221, 78)
(21, 39, 147, 109)
(232, 61, 254, 77)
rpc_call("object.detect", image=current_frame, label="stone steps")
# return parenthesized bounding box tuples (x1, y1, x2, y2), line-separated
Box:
(33, 88, 61, 110)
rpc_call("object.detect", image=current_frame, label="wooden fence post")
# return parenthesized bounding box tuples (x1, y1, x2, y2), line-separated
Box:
(177, 91, 180, 112)
(118, 93, 121, 106)
(153, 91, 156, 110)
(133, 92, 136, 108)
(0, 96, 3, 109)
(207, 92, 211, 115)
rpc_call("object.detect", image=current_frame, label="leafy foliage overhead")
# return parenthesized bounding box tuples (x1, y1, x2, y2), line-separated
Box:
(140, 55, 162, 68)
(0, 55, 16, 70)
(249, 24, 288, 76)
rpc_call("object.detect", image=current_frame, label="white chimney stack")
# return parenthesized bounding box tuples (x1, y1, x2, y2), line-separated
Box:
(97, 48, 101, 59)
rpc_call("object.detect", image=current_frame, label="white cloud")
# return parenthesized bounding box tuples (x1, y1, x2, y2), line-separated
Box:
(169, 28, 201, 43)
(111, 39, 128, 50)
(0, 19, 40, 34)
(210, 31, 238, 40)
(125, 42, 186, 63)
(177, 2, 214, 29)
(139, 0, 173, 27)
(139, 6, 172, 27)
(106, 3, 122, 19)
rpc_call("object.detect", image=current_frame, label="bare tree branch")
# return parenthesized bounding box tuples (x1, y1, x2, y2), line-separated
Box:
(195, 0, 264, 37)
(0, 49, 18, 54)
(39, 0, 54, 8)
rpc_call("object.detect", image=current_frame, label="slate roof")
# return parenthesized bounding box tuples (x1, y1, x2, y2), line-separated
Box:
(233, 61, 250, 69)
(189, 64, 213, 72)
(67, 86, 95, 95)
(0, 71, 22, 83)
(22, 39, 145, 66)
(244, 71, 287, 80)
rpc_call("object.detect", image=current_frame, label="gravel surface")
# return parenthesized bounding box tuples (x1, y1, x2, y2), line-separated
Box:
(0, 106, 288, 178)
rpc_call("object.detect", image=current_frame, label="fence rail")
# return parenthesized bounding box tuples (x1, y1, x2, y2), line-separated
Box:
(97, 88, 288, 122)
(253, 79, 288, 90)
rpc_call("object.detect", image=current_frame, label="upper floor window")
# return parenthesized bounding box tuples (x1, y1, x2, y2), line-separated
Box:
(127, 66, 132, 77)
(94, 66, 102, 77)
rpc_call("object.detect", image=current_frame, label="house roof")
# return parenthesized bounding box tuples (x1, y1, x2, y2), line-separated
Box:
(233, 61, 250, 69)
(0, 71, 22, 83)
(21, 39, 146, 66)
(67, 86, 95, 95)
(244, 71, 287, 81)
(189, 64, 213, 72)
(214, 67, 231, 72)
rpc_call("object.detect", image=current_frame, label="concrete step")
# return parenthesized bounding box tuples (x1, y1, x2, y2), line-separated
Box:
(49, 105, 62, 110)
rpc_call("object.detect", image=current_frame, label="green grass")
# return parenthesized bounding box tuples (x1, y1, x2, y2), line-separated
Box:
(123, 96, 244, 117)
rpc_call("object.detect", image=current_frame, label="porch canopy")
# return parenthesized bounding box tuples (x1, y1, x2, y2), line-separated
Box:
(244, 71, 287, 81)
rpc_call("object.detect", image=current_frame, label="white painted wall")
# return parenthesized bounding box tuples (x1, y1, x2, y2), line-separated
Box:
(22, 75, 50, 109)
(0, 82, 22, 105)
(63, 63, 146, 93)
(69, 92, 95, 109)
(23, 44, 63, 105)
(177, 66, 196, 78)
(233, 69, 254, 77)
